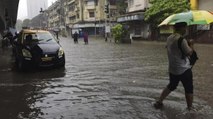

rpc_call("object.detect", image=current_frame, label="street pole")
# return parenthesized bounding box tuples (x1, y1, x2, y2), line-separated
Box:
(46, 12, 49, 30)
(95, 4, 97, 40)
(65, 0, 67, 35)
(108, 1, 111, 42)
(105, 0, 108, 42)
(40, 8, 44, 29)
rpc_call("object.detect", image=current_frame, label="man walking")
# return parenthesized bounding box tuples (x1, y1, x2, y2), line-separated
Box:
(154, 22, 194, 111)
(73, 31, 79, 44)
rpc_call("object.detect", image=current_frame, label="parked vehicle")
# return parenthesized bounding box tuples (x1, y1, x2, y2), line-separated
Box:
(13, 29, 65, 70)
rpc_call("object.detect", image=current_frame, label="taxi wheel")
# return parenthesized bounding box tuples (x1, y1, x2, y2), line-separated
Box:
(61, 57, 65, 67)
(61, 62, 65, 67)
(17, 59, 26, 71)
(58, 61, 65, 68)
(58, 58, 65, 68)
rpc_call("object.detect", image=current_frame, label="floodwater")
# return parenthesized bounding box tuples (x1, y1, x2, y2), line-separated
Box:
(0, 37, 213, 119)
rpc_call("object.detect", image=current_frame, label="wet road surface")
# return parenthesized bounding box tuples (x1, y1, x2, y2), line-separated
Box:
(0, 37, 213, 119)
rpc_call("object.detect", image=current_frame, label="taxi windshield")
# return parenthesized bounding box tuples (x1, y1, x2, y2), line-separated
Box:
(24, 32, 57, 44)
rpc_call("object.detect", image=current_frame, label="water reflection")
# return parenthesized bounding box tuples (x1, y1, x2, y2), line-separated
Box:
(0, 68, 66, 119)
(0, 38, 213, 119)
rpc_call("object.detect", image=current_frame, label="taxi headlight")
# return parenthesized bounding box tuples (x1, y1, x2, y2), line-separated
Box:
(58, 47, 64, 58)
(22, 49, 32, 58)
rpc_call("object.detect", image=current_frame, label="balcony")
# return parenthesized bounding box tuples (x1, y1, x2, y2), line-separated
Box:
(68, 0, 75, 5)
(68, 11, 76, 17)
(54, 16, 60, 22)
(49, 19, 54, 24)
(85, 5, 96, 10)
(65, 20, 72, 25)
(85, 18, 96, 22)
(75, 7, 79, 12)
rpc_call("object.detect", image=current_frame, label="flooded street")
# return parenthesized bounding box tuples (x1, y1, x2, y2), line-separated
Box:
(0, 37, 213, 119)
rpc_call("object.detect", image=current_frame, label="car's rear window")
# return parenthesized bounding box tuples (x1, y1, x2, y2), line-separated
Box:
(24, 32, 57, 44)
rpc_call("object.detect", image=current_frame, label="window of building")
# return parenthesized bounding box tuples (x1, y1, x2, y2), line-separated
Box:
(89, 11, 95, 18)
(69, 4, 75, 11)
(109, 0, 116, 5)
(69, 16, 76, 22)
(128, 0, 134, 7)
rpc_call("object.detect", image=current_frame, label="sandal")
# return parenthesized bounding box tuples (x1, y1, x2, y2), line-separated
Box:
(153, 101, 163, 109)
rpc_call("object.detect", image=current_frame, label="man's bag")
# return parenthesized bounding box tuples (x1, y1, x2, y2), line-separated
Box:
(189, 50, 198, 66)
(178, 37, 198, 66)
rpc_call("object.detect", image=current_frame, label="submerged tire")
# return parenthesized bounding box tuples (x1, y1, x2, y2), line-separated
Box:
(17, 59, 26, 71)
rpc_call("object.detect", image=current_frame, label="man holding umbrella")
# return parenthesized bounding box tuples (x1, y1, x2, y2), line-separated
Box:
(154, 22, 195, 111)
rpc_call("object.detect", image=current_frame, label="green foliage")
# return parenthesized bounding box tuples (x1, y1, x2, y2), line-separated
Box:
(22, 19, 31, 27)
(16, 19, 23, 31)
(145, 0, 190, 26)
(60, 29, 67, 37)
(112, 24, 125, 43)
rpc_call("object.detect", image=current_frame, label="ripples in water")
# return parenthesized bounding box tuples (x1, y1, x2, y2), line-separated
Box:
(0, 38, 213, 119)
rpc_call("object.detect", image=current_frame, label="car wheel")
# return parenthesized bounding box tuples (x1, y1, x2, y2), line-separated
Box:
(61, 57, 65, 67)
(61, 62, 65, 67)
(59, 61, 65, 68)
(59, 58, 65, 68)
(17, 59, 26, 71)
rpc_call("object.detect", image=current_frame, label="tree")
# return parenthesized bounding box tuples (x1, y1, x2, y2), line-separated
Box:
(16, 19, 23, 31)
(145, 0, 190, 26)
(144, 0, 190, 40)
(22, 19, 31, 27)
(112, 24, 127, 43)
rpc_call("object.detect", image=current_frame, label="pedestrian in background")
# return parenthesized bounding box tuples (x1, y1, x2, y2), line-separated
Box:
(153, 22, 195, 111)
(83, 32, 88, 45)
(54, 30, 59, 40)
(73, 31, 79, 44)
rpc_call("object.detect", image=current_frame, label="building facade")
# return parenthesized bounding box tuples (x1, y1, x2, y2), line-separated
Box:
(117, 0, 150, 40)
(30, 13, 48, 29)
(47, 1, 60, 30)
(47, 0, 118, 36)
(27, 0, 48, 19)
(127, 0, 149, 12)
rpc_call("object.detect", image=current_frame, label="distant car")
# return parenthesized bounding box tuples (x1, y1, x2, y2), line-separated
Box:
(13, 29, 65, 70)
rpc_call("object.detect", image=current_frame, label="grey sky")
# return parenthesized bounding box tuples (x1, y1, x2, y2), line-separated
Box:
(17, 0, 57, 20)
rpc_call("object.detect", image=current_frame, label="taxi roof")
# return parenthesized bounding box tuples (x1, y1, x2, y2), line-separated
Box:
(22, 29, 49, 34)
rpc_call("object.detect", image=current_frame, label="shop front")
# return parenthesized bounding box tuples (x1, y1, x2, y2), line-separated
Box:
(117, 12, 150, 40)
(70, 22, 105, 36)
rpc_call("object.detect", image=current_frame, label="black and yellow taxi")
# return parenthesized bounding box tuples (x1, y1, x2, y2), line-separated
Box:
(13, 29, 65, 70)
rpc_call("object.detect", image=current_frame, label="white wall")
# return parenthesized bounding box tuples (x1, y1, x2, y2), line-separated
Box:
(128, 0, 149, 12)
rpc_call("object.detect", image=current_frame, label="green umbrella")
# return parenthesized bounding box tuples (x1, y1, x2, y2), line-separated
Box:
(159, 10, 213, 26)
